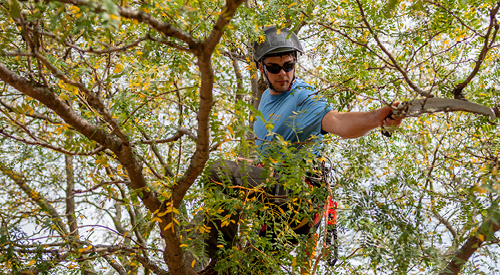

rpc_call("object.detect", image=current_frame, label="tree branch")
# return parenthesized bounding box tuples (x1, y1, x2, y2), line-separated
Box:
(438, 207, 500, 275)
(0, 62, 162, 268)
(0, 97, 58, 124)
(102, 254, 128, 275)
(202, 0, 244, 54)
(0, 51, 34, 57)
(138, 128, 197, 144)
(0, 128, 105, 156)
(230, 48, 245, 102)
(138, 128, 175, 178)
(432, 211, 459, 241)
(158, 0, 244, 273)
(424, 1, 483, 37)
(73, 180, 127, 194)
(0, 162, 68, 237)
(53, 0, 198, 51)
(34, 52, 129, 144)
(453, 2, 500, 99)
(355, 0, 434, 98)
(65, 35, 149, 54)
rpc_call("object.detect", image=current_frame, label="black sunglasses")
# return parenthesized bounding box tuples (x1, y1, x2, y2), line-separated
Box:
(264, 62, 296, 74)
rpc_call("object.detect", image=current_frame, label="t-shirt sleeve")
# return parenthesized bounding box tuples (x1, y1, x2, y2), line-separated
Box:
(294, 89, 333, 138)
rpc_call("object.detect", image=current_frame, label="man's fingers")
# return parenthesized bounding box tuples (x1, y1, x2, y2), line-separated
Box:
(384, 117, 402, 126)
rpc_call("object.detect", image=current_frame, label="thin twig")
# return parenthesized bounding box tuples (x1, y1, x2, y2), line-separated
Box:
(355, 0, 433, 98)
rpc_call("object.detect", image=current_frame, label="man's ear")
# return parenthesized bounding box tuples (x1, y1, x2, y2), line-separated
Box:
(258, 62, 264, 74)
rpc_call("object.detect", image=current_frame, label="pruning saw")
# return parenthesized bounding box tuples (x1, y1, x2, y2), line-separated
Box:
(382, 98, 497, 137)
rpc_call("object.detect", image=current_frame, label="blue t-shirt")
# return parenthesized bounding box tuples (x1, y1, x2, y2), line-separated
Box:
(253, 79, 333, 157)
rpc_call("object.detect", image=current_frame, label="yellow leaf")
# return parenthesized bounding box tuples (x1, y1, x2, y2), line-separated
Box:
(172, 207, 180, 215)
(472, 186, 487, 194)
(164, 223, 173, 231)
(287, 2, 297, 8)
(110, 14, 120, 21)
(113, 64, 122, 73)
(478, 234, 485, 242)
(70, 6, 80, 13)
(77, 245, 92, 253)
(191, 260, 196, 268)
(278, 207, 285, 215)
(217, 244, 223, 248)
(269, 157, 278, 164)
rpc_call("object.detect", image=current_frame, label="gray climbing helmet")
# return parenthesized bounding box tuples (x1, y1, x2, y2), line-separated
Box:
(253, 26, 304, 62)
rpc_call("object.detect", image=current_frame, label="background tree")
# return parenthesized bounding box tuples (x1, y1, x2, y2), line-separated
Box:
(0, 0, 498, 275)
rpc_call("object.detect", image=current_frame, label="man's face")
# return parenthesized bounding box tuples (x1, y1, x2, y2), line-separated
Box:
(259, 54, 295, 95)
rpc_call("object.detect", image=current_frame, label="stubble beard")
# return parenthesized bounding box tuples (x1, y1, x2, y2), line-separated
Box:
(272, 78, 290, 94)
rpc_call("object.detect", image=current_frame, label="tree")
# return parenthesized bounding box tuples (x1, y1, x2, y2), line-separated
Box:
(0, 0, 498, 274)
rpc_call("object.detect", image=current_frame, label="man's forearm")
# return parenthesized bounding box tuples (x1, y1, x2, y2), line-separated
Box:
(321, 109, 386, 139)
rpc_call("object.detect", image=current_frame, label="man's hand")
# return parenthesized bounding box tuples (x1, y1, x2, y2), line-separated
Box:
(379, 103, 404, 129)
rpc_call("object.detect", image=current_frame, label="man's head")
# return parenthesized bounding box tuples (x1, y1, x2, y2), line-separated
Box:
(254, 26, 304, 94)
(258, 53, 296, 94)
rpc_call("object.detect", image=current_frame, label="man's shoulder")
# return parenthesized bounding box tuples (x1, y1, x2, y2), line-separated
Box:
(291, 79, 317, 99)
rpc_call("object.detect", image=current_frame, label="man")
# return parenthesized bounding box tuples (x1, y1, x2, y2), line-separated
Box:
(203, 25, 402, 272)
(253, 26, 401, 148)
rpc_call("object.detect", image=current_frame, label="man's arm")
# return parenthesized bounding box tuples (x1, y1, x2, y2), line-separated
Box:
(321, 105, 403, 139)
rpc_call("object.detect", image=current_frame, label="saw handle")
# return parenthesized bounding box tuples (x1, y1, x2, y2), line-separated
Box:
(381, 111, 395, 137)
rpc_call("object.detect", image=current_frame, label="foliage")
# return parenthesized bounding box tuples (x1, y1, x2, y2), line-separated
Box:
(0, 0, 498, 274)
